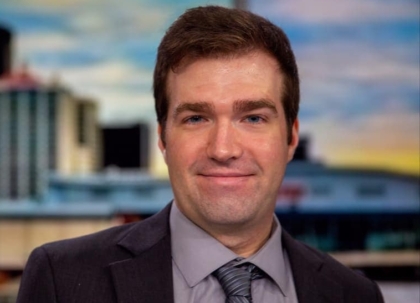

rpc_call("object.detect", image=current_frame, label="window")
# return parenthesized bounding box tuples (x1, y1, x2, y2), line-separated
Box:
(357, 184, 385, 197)
(311, 184, 331, 196)
(77, 103, 87, 145)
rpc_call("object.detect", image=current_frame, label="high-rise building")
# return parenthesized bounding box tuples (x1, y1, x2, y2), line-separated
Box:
(0, 26, 12, 76)
(0, 70, 100, 200)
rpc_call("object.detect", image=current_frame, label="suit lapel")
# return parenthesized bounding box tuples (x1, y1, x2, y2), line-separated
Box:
(107, 203, 345, 303)
(110, 203, 174, 303)
(282, 231, 344, 303)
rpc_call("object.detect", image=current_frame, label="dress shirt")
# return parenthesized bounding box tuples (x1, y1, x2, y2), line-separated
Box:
(170, 202, 299, 303)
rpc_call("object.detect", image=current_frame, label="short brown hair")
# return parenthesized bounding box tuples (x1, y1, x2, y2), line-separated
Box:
(154, 5, 299, 144)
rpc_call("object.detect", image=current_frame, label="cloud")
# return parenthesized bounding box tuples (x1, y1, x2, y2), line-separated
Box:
(11, 3, 171, 56)
(296, 38, 419, 120)
(298, 39, 419, 83)
(96, 90, 156, 124)
(15, 32, 79, 58)
(30, 60, 155, 123)
(253, 0, 419, 24)
(68, 4, 172, 37)
(60, 61, 151, 87)
(1, 0, 122, 11)
(300, 107, 420, 166)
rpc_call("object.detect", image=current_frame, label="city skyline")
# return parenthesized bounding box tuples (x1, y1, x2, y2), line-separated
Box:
(0, 0, 418, 176)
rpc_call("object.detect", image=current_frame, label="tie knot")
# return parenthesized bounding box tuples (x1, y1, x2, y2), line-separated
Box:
(245, 263, 265, 281)
(213, 261, 264, 303)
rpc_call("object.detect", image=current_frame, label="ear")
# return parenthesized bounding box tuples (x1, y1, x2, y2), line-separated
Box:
(157, 124, 167, 163)
(287, 119, 299, 162)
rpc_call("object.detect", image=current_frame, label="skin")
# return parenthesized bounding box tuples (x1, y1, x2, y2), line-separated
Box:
(158, 50, 299, 257)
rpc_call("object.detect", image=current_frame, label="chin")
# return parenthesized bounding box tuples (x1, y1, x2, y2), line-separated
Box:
(200, 203, 258, 226)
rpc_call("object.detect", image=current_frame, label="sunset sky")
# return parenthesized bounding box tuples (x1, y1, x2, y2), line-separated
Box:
(0, 0, 418, 176)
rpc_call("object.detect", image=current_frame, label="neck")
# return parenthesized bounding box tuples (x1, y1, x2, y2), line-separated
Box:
(206, 218, 274, 258)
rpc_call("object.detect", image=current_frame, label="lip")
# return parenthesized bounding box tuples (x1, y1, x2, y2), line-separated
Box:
(197, 173, 254, 186)
(198, 172, 254, 177)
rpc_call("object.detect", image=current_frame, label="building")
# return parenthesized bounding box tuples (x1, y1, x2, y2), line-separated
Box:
(0, 25, 101, 201)
(0, 68, 100, 200)
(102, 123, 150, 170)
(278, 160, 419, 250)
(46, 170, 172, 216)
(0, 26, 12, 76)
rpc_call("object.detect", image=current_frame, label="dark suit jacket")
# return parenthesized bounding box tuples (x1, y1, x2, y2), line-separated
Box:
(17, 203, 384, 303)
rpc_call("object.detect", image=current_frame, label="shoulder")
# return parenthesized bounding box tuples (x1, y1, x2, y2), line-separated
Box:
(303, 241, 374, 284)
(283, 232, 384, 302)
(35, 202, 172, 265)
(18, 222, 142, 303)
(308, 243, 384, 301)
(23, 221, 143, 278)
(41, 221, 138, 261)
(18, 205, 172, 303)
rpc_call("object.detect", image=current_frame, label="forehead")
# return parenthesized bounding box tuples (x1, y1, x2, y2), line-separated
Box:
(166, 51, 284, 107)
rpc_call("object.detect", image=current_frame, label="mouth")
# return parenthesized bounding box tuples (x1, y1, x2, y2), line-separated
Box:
(198, 172, 254, 177)
(197, 173, 254, 185)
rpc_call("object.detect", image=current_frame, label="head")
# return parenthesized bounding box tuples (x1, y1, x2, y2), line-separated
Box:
(154, 5, 299, 146)
(154, 6, 300, 244)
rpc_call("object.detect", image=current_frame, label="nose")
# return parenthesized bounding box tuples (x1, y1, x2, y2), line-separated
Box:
(206, 121, 243, 163)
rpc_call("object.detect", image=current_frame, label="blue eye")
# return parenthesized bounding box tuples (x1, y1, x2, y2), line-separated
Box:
(186, 115, 204, 124)
(246, 115, 264, 123)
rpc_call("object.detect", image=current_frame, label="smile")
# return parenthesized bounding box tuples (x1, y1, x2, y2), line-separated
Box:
(197, 173, 254, 185)
(200, 173, 253, 177)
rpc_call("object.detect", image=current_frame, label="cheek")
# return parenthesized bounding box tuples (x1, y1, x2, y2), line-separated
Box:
(248, 135, 288, 162)
(166, 138, 201, 169)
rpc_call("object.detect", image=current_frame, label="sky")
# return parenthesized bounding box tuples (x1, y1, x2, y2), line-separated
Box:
(0, 0, 419, 176)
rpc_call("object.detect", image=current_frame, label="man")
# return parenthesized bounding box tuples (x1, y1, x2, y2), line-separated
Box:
(18, 6, 384, 303)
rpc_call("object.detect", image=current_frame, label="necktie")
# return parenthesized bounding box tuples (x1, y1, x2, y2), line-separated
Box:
(213, 261, 265, 303)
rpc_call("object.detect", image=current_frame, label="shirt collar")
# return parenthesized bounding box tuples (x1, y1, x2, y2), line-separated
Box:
(170, 202, 288, 296)
(243, 215, 288, 296)
(170, 202, 236, 287)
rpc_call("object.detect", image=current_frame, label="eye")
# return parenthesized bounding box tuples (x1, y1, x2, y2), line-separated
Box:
(184, 115, 204, 124)
(245, 115, 265, 124)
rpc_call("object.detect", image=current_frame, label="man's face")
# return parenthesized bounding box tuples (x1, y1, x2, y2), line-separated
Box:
(159, 50, 298, 233)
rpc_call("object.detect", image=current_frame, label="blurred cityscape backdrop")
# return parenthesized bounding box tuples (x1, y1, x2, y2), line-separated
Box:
(0, 0, 419, 302)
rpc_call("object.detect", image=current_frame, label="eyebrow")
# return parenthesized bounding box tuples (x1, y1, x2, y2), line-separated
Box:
(233, 99, 278, 114)
(172, 99, 278, 119)
(173, 102, 215, 118)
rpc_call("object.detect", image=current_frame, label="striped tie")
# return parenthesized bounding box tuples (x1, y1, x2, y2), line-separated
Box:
(213, 261, 265, 303)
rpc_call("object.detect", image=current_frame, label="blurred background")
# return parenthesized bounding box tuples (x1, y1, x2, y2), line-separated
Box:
(0, 0, 419, 302)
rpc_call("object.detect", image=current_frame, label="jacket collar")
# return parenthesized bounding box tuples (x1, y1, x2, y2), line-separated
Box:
(282, 231, 344, 303)
(108, 203, 343, 303)
(109, 203, 174, 303)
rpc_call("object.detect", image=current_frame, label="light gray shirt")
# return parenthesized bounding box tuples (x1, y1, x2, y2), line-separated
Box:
(170, 203, 299, 303)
